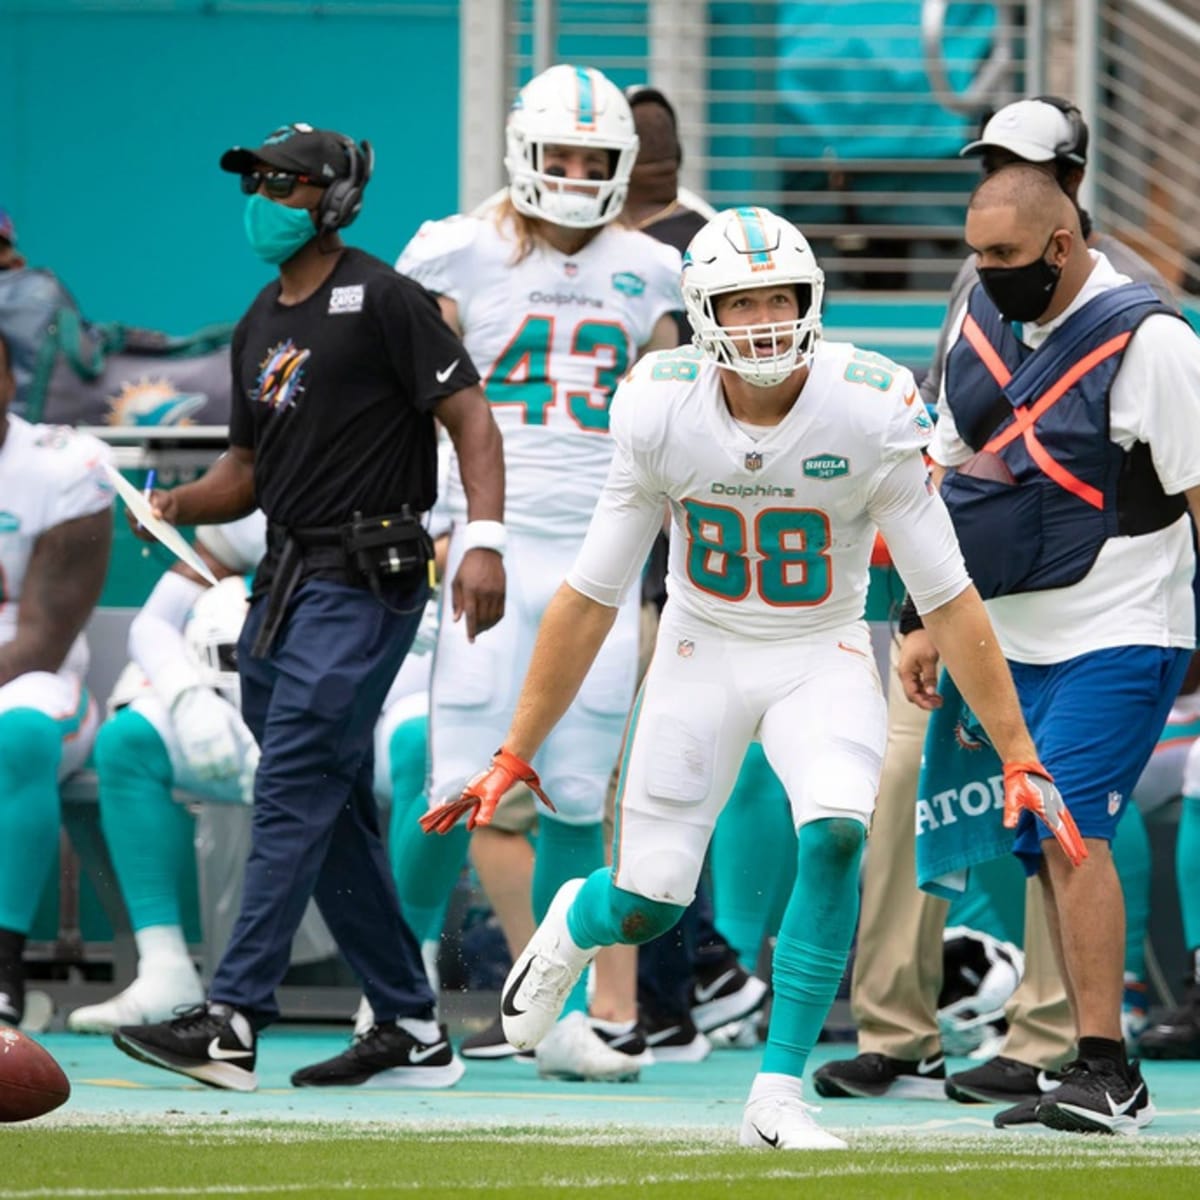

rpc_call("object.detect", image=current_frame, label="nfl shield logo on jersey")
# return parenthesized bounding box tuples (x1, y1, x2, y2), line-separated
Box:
(676, 638, 695, 658)
(744, 450, 763, 472)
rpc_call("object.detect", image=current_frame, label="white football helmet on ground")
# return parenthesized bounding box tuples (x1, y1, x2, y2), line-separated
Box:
(937, 925, 1024, 1057)
(682, 205, 825, 387)
(184, 575, 251, 707)
(505, 64, 639, 228)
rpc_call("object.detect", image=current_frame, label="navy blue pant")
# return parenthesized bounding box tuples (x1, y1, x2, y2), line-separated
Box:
(210, 577, 434, 1026)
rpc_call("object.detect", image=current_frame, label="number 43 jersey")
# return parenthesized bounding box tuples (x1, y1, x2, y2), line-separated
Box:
(568, 342, 971, 640)
(397, 211, 682, 538)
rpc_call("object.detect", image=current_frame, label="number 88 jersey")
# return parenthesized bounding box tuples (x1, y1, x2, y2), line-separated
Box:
(595, 341, 939, 640)
(397, 212, 682, 538)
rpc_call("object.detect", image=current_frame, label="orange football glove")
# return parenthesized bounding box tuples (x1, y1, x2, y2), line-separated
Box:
(419, 748, 556, 835)
(1002, 761, 1088, 868)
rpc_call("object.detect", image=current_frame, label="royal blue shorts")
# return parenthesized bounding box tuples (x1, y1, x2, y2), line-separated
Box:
(1010, 644, 1191, 871)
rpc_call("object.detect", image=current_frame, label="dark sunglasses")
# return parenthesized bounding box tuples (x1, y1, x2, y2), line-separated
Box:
(239, 170, 323, 199)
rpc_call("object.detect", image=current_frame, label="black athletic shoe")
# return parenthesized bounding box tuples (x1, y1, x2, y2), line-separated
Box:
(590, 1018, 654, 1068)
(641, 1009, 711, 1062)
(689, 956, 769, 1033)
(291, 1021, 465, 1089)
(1036, 1058, 1155, 1135)
(1137, 984, 1200, 1060)
(812, 1051, 946, 1099)
(945, 1055, 1060, 1104)
(994, 1096, 1045, 1129)
(0, 953, 23, 1027)
(459, 1016, 531, 1061)
(113, 1002, 257, 1092)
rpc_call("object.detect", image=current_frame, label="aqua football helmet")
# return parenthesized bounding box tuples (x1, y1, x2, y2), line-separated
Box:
(682, 206, 825, 387)
(184, 576, 251, 706)
(505, 64, 639, 229)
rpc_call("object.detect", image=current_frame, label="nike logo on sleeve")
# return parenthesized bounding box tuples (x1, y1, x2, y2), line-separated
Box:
(436, 359, 460, 384)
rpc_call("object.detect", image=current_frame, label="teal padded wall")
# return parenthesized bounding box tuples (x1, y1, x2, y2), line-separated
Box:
(1, 1, 461, 334)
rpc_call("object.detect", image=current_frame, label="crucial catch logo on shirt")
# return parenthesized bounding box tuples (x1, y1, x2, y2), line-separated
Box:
(802, 454, 850, 480)
(329, 284, 365, 315)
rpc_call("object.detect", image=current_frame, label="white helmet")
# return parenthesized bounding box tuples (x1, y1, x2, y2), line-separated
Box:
(184, 575, 251, 705)
(682, 206, 825, 387)
(937, 926, 1025, 1056)
(505, 64, 639, 229)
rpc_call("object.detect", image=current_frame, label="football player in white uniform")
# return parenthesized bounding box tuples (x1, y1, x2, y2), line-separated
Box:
(424, 206, 1087, 1149)
(0, 330, 113, 1028)
(397, 64, 682, 1080)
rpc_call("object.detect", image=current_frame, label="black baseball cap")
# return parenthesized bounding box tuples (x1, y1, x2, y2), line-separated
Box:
(219, 123, 351, 181)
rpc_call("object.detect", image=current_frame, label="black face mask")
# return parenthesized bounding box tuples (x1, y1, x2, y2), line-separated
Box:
(977, 232, 1062, 323)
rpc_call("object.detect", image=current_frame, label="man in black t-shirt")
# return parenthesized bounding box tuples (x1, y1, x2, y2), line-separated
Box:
(114, 123, 506, 1092)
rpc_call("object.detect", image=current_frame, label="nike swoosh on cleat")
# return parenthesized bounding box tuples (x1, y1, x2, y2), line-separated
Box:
(208, 1038, 253, 1061)
(501, 960, 535, 1018)
(693, 969, 737, 1004)
(435, 359, 460, 384)
(916, 1056, 944, 1075)
(409, 1041, 449, 1065)
(753, 1124, 780, 1148)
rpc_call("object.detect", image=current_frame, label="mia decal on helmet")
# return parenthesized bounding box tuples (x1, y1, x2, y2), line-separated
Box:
(253, 339, 310, 410)
(107, 378, 208, 426)
(682, 205, 825, 388)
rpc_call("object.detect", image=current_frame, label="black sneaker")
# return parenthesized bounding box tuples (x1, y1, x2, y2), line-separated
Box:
(812, 1051, 946, 1099)
(113, 1002, 257, 1092)
(460, 1016, 532, 1061)
(945, 1055, 1060, 1104)
(1036, 1058, 1155, 1135)
(590, 1018, 654, 1068)
(1137, 983, 1200, 1060)
(690, 957, 769, 1033)
(994, 1096, 1045, 1129)
(291, 1021, 465, 1088)
(640, 1009, 711, 1063)
(0, 956, 23, 1027)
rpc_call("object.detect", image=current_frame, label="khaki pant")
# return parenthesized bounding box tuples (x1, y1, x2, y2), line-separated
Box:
(850, 640, 1074, 1068)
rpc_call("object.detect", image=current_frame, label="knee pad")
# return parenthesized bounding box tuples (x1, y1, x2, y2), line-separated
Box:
(94, 708, 172, 786)
(0, 708, 61, 788)
(539, 774, 606, 825)
(619, 842, 704, 908)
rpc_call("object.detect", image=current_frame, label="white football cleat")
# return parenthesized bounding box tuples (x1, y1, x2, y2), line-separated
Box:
(739, 1093, 848, 1151)
(536, 1011, 640, 1082)
(500, 879, 596, 1051)
(67, 966, 204, 1034)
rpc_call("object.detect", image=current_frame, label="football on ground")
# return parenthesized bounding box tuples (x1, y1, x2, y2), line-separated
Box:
(0, 1027, 70, 1122)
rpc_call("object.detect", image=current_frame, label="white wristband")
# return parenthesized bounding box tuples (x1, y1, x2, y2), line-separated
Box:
(462, 520, 506, 556)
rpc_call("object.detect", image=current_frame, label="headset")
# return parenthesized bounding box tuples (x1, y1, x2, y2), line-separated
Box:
(1031, 95, 1089, 169)
(318, 136, 374, 232)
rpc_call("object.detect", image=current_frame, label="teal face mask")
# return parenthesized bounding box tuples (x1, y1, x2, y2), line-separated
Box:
(244, 194, 316, 264)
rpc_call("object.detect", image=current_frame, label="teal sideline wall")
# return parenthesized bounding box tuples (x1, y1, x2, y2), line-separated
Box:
(0, 1, 463, 334)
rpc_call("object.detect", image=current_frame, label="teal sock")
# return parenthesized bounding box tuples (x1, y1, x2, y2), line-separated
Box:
(94, 709, 195, 931)
(1112, 800, 1151, 982)
(384, 720, 450, 941)
(0, 709, 63, 933)
(709, 742, 796, 969)
(534, 819, 605, 1016)
(567, 867, 685, 948)
(392, 790, 467, 943)
(761, 818, 864, 1078)
(1178, 794, 1200, 956)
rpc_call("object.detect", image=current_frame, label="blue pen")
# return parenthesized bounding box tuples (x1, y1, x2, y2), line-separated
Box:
(139, 468, 156, 553)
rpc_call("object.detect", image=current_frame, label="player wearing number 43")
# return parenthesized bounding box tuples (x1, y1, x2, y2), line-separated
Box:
(423, 204, 1088, 1150)
(394, 63, 681, 1080)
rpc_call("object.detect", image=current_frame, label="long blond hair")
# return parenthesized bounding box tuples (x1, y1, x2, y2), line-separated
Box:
(491, 193, 606, 265)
